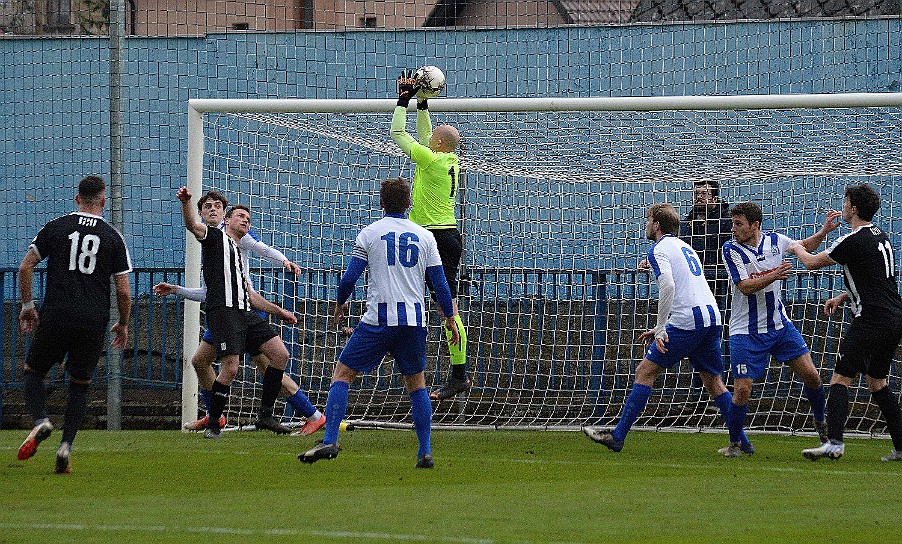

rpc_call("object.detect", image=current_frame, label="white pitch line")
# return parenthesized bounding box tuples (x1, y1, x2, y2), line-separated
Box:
(0, 523, 494, 543)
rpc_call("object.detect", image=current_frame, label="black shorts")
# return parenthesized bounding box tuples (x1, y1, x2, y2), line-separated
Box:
(24, 319, 106, 381)
(425, 228, 463, 299)
(836, 316, 902, 380)
(206, 306, 278, 357)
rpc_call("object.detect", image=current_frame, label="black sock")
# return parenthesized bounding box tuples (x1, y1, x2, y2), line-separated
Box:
(23, 369, 48, 424)
(871, 386, 902, 451)
(208, 380, 230, 428)
(61, 382, 89, 445)
(259, 366, 284, 418)
(827, 383, 850, 443)
(451, 364, 466, 381)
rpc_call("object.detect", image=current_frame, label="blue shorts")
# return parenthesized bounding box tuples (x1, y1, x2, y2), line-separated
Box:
(339, 323, 427, 376)
(203, 309, 267, 344)
(646, 324, 724, 375)
(729, 324, 809, 379)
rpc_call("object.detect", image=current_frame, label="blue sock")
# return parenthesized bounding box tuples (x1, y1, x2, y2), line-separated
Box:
(804, 385, 826, 423)
(322, 381, 350, 445)
(409, 388, 432, 458)
(200, 389, 212, 412)
(286, 390, 317, 419)
(714, 391, 750, 446)
(612, 383, 651, 443)
(727, 403, 748, 444)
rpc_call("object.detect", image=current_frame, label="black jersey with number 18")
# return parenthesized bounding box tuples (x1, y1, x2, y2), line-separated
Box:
(29, 211, 132, 328)
(826, 224, 902, 320)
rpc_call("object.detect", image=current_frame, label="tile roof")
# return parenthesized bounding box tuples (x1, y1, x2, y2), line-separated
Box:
(630, 0, 900, 22)
(555, 1, 642, 24)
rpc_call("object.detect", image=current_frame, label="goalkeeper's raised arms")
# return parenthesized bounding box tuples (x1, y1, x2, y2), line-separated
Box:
(396, 69, 420, 108)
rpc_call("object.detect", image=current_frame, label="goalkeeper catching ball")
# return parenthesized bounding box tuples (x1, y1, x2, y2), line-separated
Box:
(390, 70, 469, 401)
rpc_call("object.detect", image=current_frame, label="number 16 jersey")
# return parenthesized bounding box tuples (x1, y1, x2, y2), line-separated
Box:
(647, 234, 721, 331)
(353, 214, 443, 327)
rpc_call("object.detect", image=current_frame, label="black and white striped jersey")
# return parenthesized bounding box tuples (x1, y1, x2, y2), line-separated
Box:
(199, 226, 249, 311)
(826, 223, 902, 319)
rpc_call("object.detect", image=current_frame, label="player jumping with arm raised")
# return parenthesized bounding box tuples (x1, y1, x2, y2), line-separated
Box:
(391, 70, 469, 401)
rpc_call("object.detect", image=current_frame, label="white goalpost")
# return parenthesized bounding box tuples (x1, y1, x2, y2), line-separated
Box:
(183, 92, 902, 436)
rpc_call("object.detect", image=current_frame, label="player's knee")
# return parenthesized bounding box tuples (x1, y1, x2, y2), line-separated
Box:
(267, 347, 288, 370)
(332, 362, 357, 383)
(218, 367, 238, 383)
(403, 372, 427, 392)
(699, 372, 728, 397)
(191, 352, 212, 371)
(733, 383, 752, 404)
(865, 375, 889, 392)
(252, 355, 268, 374)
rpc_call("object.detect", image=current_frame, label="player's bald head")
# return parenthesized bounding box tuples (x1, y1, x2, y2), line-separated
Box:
(430, 125, 460, 153)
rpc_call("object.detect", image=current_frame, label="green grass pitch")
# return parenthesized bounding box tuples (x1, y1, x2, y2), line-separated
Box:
(1, 428, 900, 543)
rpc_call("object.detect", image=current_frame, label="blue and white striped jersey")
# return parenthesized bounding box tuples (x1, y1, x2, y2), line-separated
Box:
(722, 232, 793, 335)
(647, 234, 721, 330)
(354, 215, 443, 327)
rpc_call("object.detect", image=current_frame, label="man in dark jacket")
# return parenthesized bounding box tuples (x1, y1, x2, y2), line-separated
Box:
(680, 181, 732, 269)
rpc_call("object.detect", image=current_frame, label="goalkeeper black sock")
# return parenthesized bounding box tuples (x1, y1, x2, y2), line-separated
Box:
(61, 381, 89, 445)
(23, 369, 48, 423)
(826, 383, 850, 443)
(871, 386, 902, 451)
(208, 380, 230, 428)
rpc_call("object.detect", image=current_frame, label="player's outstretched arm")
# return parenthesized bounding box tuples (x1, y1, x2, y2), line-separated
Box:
(416, 97, 432, 143)
(178, 187, 206, 240)
(238, 233, 300, 276)
(17, 248, 41, 333)
(391, 70, 421, 157)
(247, 288, 297, 324)
(153, 281, 207, 302)
(787, 242, 836, 270)
(799, 209, 842, 252)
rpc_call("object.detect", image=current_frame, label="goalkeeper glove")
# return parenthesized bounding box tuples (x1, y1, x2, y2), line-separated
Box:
(396, 69, 420, 108)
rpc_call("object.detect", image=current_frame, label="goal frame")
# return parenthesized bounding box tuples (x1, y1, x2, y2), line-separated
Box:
(182, 92, 902, 428)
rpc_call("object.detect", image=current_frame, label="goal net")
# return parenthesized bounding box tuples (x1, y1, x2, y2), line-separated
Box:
(184, 94, 902, 437)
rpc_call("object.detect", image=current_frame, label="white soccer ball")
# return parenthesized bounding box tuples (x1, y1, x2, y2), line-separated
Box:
(414, 66, 446, 99)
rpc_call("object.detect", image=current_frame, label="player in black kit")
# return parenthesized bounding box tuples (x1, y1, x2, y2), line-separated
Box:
(17, 176, 133, 474)
(789, 184, 902, 461)
(177, 186, 295, 439)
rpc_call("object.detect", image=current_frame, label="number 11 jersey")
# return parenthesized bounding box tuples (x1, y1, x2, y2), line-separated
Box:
(826, 223, 902, 320)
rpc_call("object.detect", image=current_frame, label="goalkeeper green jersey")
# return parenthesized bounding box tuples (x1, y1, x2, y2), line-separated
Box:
(391, 106, 460, 229)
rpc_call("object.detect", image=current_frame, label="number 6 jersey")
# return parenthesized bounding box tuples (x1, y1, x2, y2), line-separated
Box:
(28, 211, 132, 328)
(647, 234, 721, 331)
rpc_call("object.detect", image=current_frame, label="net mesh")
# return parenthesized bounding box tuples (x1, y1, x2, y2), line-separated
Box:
(198, 101, 902, 434)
